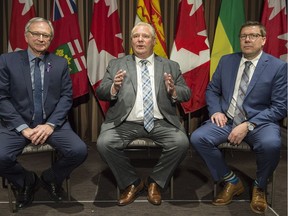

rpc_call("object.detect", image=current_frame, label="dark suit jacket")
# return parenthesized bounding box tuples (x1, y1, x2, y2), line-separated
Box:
(96, 55, 191, 132)
(0, 50, 72, 131)
(206, 52, 287, 126)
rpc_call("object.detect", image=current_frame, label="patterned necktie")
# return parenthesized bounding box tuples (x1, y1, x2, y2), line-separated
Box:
(233, 61, 252, 127)
(33, 57, 43, 125)
(140, 60, 154, 132)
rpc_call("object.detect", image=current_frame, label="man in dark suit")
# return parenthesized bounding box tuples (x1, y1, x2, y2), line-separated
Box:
(190, 21, 287, 214)
(0, 17, 87, 209)
(96, 22, 191, 206)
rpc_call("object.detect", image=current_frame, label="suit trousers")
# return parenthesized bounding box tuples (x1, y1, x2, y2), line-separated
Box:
(0, 121, 87, 188)
(190, 120, 281, 189)
(97, 119, 189, 190)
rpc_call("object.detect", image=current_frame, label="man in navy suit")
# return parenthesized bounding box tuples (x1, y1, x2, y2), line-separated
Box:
(190, 21, 287, 214)
(96, 22, 191, 206)
(0, 17, 87, 209)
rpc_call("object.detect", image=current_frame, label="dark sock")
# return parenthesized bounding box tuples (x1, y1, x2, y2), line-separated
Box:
(132, 178, 141, 187)
(24, 171, 36, 186)
(41, 169, 56, 183)
(147, 176, 156, 185)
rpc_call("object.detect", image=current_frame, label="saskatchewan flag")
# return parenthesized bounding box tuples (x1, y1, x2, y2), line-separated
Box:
(210, 0, 245, 78)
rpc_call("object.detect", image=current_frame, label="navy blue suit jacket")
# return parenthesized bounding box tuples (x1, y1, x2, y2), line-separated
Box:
(206, 52, 287, 126)
(0, 50, 72, 131)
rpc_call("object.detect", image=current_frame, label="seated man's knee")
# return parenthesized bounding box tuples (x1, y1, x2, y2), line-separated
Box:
(0, 153, 14, 172)
(96, 133, 114, 155)
(189, 129, 202, 147)
(174, 133, 189, 152)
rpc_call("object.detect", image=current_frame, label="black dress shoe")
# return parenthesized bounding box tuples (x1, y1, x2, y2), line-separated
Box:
(16, 172, 39, 209)
(40, 175, 63, 202)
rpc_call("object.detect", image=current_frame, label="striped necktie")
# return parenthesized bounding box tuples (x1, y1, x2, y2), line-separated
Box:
(140, 60, 154, 132)
(33, 57, 43, 125)
(233, 61, 252, 127)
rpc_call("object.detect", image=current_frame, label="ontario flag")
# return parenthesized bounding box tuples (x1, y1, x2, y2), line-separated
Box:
(261, 0, 287, 62)
(87, 0, 125, 114)
(49, 0, 89, 99)
(170, 0, 210, 113)
(135, 0, 168, 58)
(8, 0, 35, 52)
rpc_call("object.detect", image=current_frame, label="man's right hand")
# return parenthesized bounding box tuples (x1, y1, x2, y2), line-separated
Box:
(211, 112, 228, 127)
(112, 69, 126, 95)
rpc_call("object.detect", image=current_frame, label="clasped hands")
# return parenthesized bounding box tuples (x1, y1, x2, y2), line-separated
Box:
(111, 69, 176, 97)
(211, 112, 248, 145)
(21, 124, 54, 145)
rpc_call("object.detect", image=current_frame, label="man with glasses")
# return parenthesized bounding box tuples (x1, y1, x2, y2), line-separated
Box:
(190, 21, 287, 214)
(0, 17, 87, 209)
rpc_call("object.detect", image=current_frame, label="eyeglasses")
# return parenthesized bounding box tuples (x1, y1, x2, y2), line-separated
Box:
(239, 33, 262, 41)
(28, 31, 51, 40)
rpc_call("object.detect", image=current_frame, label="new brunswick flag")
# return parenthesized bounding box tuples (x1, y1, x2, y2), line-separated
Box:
(134, 0, 167, 58)
(210, 0, 245, 78)
(49, 0, 88, 99)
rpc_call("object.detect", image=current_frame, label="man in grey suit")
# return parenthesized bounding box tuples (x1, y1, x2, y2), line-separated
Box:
(0, 17, 87, 209)
(190, 21, 287, 214)
(96, 22, 191, 206)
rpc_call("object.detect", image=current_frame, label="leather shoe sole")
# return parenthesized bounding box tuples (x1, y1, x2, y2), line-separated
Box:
(118, 181, 144, 206)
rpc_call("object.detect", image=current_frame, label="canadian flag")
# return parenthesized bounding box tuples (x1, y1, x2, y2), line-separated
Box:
(8, 0, 35, 52)
(261, 0, 287, 62)
(170, 0, 210, 113)
(87, 0, 125, 113)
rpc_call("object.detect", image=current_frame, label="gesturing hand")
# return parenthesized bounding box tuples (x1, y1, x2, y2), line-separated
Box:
(164, 72, 176, 97)
(112, 69, 126, 95)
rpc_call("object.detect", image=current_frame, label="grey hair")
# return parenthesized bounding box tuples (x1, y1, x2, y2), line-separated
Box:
(130, 22, 156, 38)
(25, 17, 54, 39)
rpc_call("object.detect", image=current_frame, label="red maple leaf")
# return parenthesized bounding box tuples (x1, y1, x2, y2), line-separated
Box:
(90, 1, 124, 57)
(262, 4, 287, 59)
(174, 1, 208, 55)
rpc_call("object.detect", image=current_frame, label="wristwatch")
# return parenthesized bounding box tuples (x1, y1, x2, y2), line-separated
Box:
(247, 122, 255, 131)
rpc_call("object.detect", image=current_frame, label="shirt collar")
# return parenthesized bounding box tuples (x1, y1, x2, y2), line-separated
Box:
(136, 54, 154, 66)
(241, 51, 263, 67)
(27, 49, 44, 63)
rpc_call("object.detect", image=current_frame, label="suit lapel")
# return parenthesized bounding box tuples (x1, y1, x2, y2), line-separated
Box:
(20, 52, 33, 103)
(43, 54, 51, 102)
(154, 56, 163, 96)
(126, 56, 137, 93)
(246, 53, 267, 97)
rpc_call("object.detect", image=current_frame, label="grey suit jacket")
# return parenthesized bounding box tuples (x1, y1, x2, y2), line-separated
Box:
(0, 50, 72, 131)
(96, 55, 191, 132)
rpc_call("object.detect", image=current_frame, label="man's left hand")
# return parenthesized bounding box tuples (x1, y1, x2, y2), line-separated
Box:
(30, 124, 54, 145)
(227, 123, 248, 145)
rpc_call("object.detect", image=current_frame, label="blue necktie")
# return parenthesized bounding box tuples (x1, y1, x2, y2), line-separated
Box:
(33, 58, 43, 125)
(140, 60, 154, 132)
(233, 61, 252, 127)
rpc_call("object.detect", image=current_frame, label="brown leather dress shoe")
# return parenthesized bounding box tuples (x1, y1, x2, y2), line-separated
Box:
(147, 183, 162, 205)
(250, 186, 267, 214)
(118, 181, 144, 206)
(212, 180, 245, 206)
